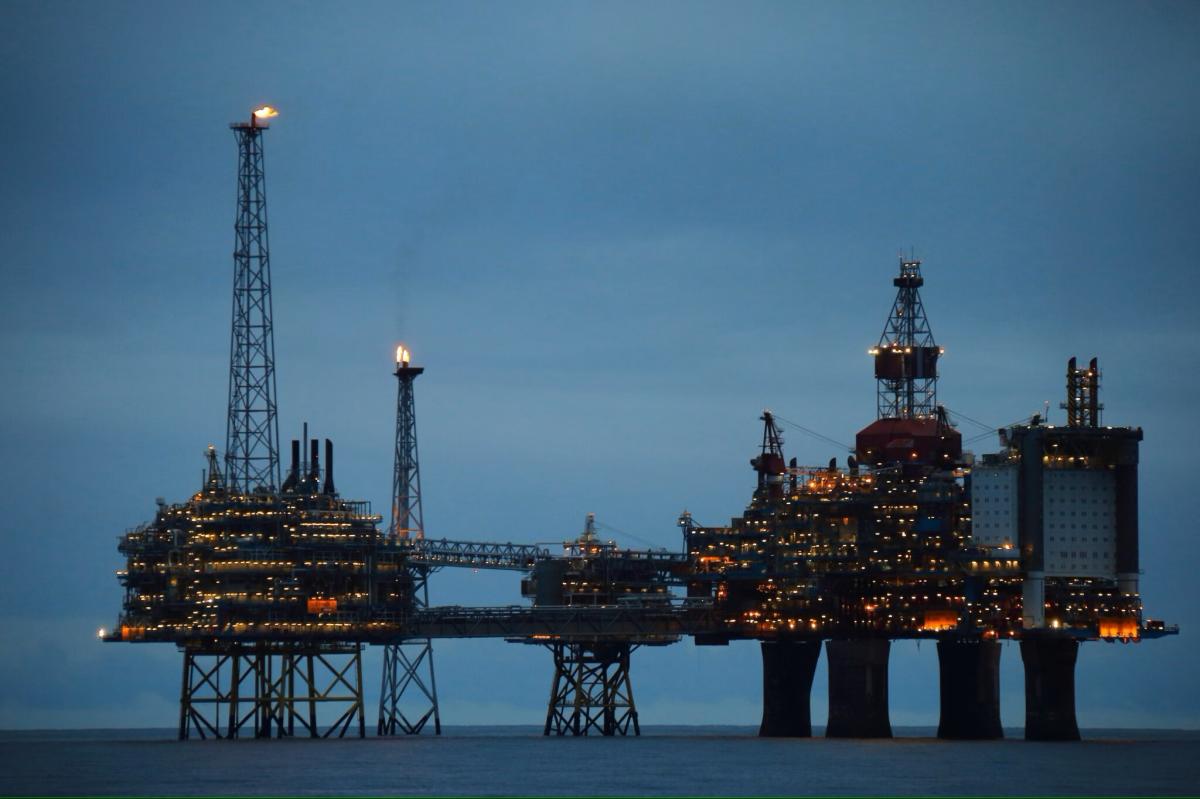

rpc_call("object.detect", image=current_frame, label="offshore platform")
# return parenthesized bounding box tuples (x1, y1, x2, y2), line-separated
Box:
(103, 110, 1176, 742)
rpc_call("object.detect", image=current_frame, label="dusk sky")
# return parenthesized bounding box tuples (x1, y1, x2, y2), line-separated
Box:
(2, 1, 1198, 730)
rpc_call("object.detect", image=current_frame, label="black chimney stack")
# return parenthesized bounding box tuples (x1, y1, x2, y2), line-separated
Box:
(283, 439, 299, 491)
(309, 439, 320, 484)
(323, 439, 335, 495)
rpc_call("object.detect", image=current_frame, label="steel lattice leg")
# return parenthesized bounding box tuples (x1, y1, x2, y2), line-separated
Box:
(179, 646, 364, 740)
(180, 650, 232, 740)
(543, 642, 639, 737)
(377, 640, 442, 735)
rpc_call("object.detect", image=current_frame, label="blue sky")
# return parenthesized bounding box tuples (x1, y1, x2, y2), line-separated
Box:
(1, 0, 1198, 729)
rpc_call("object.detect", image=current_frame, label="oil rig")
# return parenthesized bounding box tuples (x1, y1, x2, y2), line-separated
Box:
(104, 110, 1176, 742)
(682, 259, 1162, 740)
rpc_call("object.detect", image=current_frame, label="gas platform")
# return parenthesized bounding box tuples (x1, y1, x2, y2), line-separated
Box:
(681, 259, 1167, 740)
(104, 110, 1176, 742)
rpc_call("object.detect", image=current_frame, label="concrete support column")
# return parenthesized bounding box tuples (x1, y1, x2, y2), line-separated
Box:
(1020, 637, 1081, 741)
(758, 640, 822, 737)
(825, 639, 891, 738)
(936, 640, 1003, 739)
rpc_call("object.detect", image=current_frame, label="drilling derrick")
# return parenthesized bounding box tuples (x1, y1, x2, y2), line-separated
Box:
(872, 258, 940, 420)
(226, 106, 281, 493)
(378, 345, 442, 735)
(857, 257, 960, 467)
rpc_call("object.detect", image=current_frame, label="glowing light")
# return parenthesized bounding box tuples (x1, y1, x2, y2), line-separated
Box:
(1099, 618, 1139, 639)
(396, 345, 410, 366)
(253, 106, 279, 119)
(97, 628, 106, 639)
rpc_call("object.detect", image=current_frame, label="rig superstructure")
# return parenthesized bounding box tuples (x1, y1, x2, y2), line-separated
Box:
(682, 256, 1167, 739)
(106, 108, 703, 739)
(104, 113, 1176, 743)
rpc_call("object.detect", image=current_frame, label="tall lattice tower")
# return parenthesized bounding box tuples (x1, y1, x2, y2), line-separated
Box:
(869, 257, 943, 420)
(378, 345, 442, 735)
(389, 345, 424, 542)
(225, 106, 282, 493)
(1062, 357, 1103, 428)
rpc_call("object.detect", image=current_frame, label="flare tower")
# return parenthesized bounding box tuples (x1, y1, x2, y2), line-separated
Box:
(378, 346, 442, 735)
(225, 108, 281, 493)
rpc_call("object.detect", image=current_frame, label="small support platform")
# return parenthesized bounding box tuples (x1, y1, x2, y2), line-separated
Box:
(759, 639, 822, 737)
(544, 642, 640, 736)
(1021, 637, 1081, 741)
(178, 644, 365, 740)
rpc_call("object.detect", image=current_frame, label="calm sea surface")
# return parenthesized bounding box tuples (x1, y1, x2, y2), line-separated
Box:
(2, 726, 1197, 796)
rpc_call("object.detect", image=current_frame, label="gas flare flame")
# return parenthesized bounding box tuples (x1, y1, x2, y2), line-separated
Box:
(253, 105, 279, 119)
(396, 345, 410, 366)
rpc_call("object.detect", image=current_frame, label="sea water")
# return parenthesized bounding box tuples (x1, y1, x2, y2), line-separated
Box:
(2, 726, 1198, 796)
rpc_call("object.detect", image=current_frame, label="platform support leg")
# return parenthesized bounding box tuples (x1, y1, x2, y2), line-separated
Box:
(825, 638, 892, 738)
(759, 640, 822, 737)
(307, 654, 318, 735)
(179, 650, 231, 740)
(178, 645, 364, 740)
(936, 639, 1003, 739)
(378, 566, 442, 737)
(1021, 637, 1081, 741)
(377, 640, 442, 735)
(315, 649, 366, 738)
(544, 642, 640, 736)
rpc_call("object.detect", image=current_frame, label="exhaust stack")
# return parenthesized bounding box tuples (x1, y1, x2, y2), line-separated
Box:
(283, 439, 300, 491)
(323, 439, 335, 495)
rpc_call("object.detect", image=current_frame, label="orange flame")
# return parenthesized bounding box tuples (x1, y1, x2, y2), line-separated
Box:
(253, 105, 279, 119)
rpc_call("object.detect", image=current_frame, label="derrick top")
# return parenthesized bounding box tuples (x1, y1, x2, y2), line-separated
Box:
(893, 258, 924, 289)
(857, 255, 960, 465)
